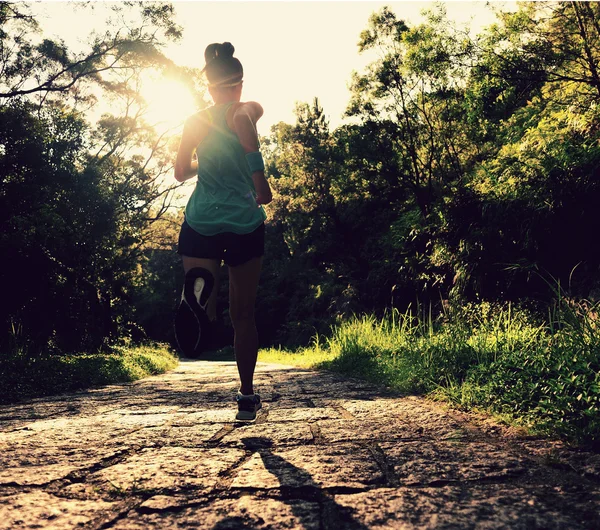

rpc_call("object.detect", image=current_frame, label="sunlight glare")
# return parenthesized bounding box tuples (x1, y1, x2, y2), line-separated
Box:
(141, 74, 196, 130)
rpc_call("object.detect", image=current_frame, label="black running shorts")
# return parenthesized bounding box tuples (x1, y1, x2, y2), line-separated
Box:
(177, 220, 265, 267)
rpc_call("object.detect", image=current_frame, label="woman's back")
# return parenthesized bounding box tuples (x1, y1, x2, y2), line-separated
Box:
(185, 103, 266, 236)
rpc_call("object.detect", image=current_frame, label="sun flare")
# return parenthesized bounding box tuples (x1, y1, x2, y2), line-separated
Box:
(141, 74, 197, 130)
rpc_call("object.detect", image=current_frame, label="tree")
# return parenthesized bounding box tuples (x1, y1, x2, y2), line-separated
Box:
(347, 5, 474, 218)
(0, 2, 182, 103)
(0, 2, 204, 353)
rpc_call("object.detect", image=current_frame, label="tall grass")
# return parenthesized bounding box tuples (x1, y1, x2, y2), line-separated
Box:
(259, 300, 600, 445)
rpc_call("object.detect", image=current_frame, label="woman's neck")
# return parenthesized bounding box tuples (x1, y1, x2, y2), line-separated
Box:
(211, 86, 241, 105)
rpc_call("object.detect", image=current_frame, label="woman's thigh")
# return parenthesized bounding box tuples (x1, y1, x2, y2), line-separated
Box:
(181, 256, 221, 277)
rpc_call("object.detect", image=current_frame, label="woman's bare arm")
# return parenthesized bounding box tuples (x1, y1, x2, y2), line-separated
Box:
(232, 102, 272, 205)
(174, 113, 209, 182)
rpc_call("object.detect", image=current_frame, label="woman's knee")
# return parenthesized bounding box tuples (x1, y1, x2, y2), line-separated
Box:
(230, 306, 255, 329)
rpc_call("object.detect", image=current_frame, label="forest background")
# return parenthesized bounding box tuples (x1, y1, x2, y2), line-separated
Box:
(2, 1, 600, 444)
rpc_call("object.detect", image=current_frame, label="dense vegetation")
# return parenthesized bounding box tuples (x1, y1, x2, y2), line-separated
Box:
(1, 2, 599, 441)
(260, 298, 600, 445)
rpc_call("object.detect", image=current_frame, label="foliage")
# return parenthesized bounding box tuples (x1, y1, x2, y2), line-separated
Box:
(0, 342, 178, 404)
(0, 2, 202, 355)
(260, 301, 600, 446)
(259, 1, 600, 345)
(3, 0, 600, 446)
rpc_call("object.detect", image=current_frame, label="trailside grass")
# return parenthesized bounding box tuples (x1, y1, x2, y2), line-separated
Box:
(0, 343, 179, 404)
(259, 301, 600, 446)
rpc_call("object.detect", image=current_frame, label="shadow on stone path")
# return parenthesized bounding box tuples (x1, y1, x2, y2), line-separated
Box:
(0, 359, 599, 529)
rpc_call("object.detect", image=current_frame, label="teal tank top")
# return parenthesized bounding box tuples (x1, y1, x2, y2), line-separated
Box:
(185, 103, 267, 236)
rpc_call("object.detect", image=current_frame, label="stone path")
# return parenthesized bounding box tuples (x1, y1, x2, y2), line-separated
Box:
(1, 360, 599, 529)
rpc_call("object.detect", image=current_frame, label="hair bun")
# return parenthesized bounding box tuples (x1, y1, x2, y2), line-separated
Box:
(204, 42, 235, 64)
(219, 42, 235, 58)
(204, 43, 219, 64)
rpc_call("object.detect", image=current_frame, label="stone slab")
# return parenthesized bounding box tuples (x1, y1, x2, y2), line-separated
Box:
(380, 440, 529, 485)
(221, 421, 314, 447)
(231, 443, 383, 489)
(315, 417, 463, 443)
(112, 496, 321, 530)
(266, 407, 341, 423)
(0, 491, 118, 529)
(0, 447, 118, 486)
(331, 484, 600, 529)
(93, 446, 245, 492)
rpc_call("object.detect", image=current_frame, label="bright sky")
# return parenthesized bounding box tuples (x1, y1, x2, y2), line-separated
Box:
(32, 1, 515, 134)
(166, 1, 509, 132)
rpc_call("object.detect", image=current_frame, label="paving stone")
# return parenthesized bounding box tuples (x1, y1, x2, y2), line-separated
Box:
(162, 424, 225, 446)
(0, 491, 118, 529)
(102, 426, 175, 448)
(137, 494, 190, 512)
(331, 484, 600, 529)
(266, 407, 341, 423)
(1, 359, 599, 530)
(0, 415, 149, 451)
(221, 421, 314, 447)
(324, 397, 466, 430)
(231, 443, 383, 489)
(0, 447, 118, 486)
(169, 409, 239, 425)
(519, 444, 600, 481)
(315, 417, 456, 443)
(93, 446, 245, 492)
(113, 496, 321, 529)
(97, 411, 174, 428)
(380, 440, 529, 485)
(100, 422, 226, 449)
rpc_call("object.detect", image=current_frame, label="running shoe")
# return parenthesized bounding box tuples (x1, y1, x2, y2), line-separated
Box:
(174, 267, 214, 358)
(235, 392, 262, 421)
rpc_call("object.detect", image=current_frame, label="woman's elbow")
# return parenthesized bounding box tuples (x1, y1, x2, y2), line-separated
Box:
(174, 161, 190, 182)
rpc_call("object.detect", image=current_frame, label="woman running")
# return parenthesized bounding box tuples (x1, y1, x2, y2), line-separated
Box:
(173, 42, 272, 421)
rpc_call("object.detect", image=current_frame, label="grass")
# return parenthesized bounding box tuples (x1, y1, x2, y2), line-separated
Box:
(0, 342, 179, 404)
(259, 336, 338, 369)
(259, 300, 600, 446)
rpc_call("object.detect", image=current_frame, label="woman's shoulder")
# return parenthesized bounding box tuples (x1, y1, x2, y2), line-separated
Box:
(187, 108, 214, 126)
(182, 109, 215, 138)
(231, 101, 263, 123)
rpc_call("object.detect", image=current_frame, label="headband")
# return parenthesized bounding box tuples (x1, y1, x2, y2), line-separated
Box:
(208, 79, 243, 89)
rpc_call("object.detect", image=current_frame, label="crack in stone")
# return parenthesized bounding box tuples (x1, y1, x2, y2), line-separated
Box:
(92, 499, 142, 530)
(366, 442, 400, 487)
(130, 485, 374, 516)
(310, 422, 324, 445)
(0, 446, 142, 490)
(214, 450, 255, 490)
(63, 447, 141, 485)
(206, 424, 235, 446)
(254, 408, 269, 425)
(331, 405, 355, 420)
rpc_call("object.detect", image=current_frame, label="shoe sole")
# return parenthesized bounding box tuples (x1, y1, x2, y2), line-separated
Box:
(174, 267, 214, 358)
